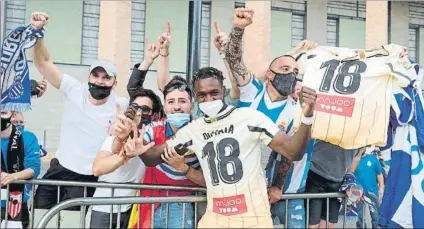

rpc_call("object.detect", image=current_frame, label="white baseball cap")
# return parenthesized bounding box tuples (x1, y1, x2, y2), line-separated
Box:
(89, 59, 117, 77)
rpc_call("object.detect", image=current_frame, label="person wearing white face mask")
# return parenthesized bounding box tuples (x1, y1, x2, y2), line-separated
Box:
(116, 65, 318, 228)
(120, 76, 205, 229)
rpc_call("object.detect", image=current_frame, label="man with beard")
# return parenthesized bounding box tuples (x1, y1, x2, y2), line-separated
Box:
(28, 12, 128, 210)
(224, 8, 317, 228)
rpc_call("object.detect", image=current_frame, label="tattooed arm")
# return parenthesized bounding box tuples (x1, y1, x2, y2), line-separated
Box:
(225, 27, 251, 86)
(267, 155, 293, 204)
(274, 156, 293, 190)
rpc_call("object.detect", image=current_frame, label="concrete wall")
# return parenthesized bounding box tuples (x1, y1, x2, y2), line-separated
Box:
(390, 1, 410, 47)
(366, 1, 388, 49)
(25, 1, 84, 64)
(306, 0, 328, 45)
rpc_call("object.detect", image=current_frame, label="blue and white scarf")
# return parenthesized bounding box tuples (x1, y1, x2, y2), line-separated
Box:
(1, 25, 44, 112)
(379, 63, 424, 228)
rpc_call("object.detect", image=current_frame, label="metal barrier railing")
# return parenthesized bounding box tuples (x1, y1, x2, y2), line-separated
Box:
(1, 179, 376, 229)
(1, 179, 206, 229)
(35, 196, 206, 229)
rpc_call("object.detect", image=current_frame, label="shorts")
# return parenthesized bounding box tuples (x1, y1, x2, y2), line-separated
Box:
(305, 170, 342, 225)
(1, 203, 29, 229)
(33, 158, 98, 211)
(197, 211, 273, 228)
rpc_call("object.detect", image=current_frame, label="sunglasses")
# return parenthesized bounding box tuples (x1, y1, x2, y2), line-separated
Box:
(130, 103, 153, 114)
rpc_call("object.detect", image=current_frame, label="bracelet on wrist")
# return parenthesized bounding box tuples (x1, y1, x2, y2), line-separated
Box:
(159, 52, 169, 57)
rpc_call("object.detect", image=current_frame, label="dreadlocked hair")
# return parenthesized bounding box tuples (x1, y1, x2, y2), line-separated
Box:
(191, 67, 225, 89)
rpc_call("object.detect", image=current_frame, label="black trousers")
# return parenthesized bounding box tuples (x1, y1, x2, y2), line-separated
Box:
(33, 158, 98, 211)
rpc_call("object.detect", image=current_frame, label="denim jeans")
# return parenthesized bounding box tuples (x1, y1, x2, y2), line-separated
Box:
(356, 199, 379, 229)
(153, 203, 194, 228)
(270, 199, 305, 228)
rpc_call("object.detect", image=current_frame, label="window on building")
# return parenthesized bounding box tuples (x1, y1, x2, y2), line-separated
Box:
(291, 14, 305, 49)
(327, 18, 338, 47)
(4, 1, 26, 38)
(81, 1, 100, 65)
(327, 1, 366, 48)
(409, 2, 424, 65)
(130, 0, 146, 67)
(409, 27, 419, 63)
(200, 2, 211, 68)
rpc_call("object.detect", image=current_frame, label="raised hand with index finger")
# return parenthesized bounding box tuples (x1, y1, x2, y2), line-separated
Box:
(158, 21, 171, 56)
(213, 21, 228, 54)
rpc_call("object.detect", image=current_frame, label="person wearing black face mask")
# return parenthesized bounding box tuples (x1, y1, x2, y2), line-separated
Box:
(224, 13, 319, 228)
(30, 12, 131, 212)
(90, 88, 161, 229)
(1, 111, 41, 228)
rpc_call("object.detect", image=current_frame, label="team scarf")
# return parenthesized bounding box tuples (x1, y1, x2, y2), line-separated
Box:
(1, 125, 25, 221)
(1, 25, 44, 112)
(379, 63, 424, 228)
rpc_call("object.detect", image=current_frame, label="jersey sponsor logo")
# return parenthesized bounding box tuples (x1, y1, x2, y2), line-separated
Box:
(203, 124, 234, 141)
(213, 194, 247, 216)
(315, 94, 355, 117)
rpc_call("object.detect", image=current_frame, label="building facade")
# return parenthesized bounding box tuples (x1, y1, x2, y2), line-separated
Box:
(1, 0, 423, 151)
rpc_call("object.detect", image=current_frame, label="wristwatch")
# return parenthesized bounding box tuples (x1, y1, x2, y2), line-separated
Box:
(301, 115, 314, 126)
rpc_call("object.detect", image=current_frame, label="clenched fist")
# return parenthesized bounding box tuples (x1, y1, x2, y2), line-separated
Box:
(233, 8, 254, 29)
(30, 12, 49, 30)
(299, 86, 317, 117)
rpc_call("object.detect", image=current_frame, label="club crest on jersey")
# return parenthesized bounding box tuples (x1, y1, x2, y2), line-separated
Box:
(315, 94, 356, 117)
(203, 125, 234, 140)
(278, 122, 286, 132)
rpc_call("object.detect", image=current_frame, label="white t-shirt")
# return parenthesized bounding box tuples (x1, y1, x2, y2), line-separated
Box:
(56, 74, 128, 175)
(93, 135, 146, 213)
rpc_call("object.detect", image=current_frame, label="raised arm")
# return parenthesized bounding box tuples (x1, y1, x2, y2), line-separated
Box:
(213, 21, 240, 99)
(157, 21, 172, 92)
(225, 8, 254, 86)
(268, 86, 317, 161)
(30, 12, 63, 89)
(127, 38, 160, 96)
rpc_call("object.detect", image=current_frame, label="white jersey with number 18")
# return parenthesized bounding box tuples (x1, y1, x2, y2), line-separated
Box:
(166, 105, 280, 228)
(293, 44, 417, 149)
